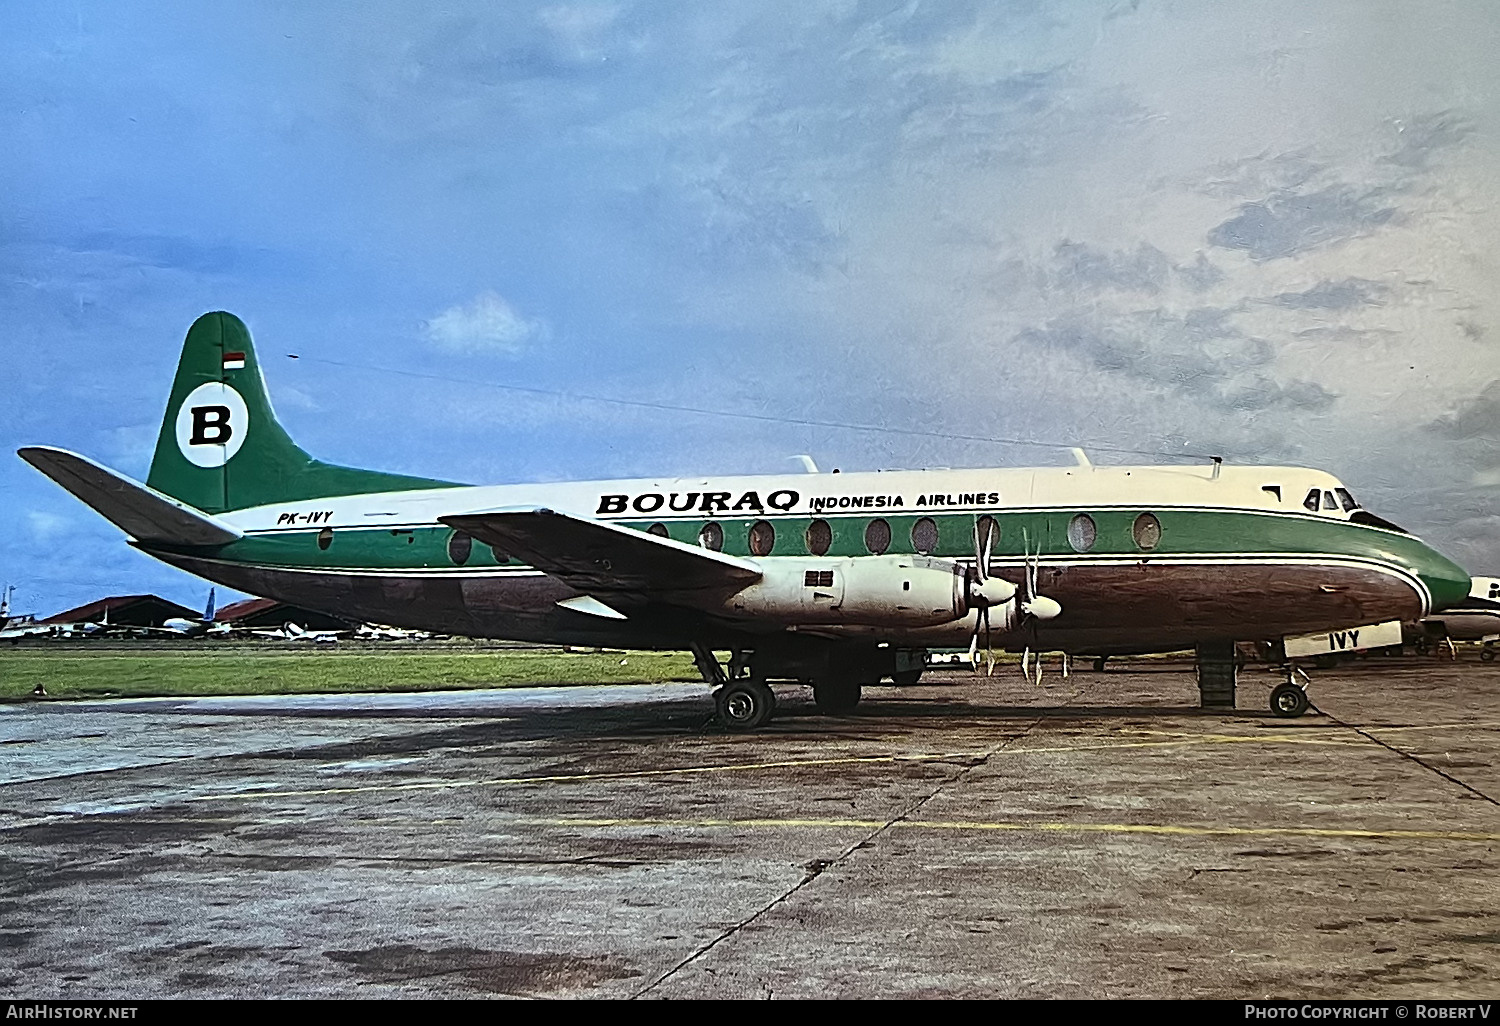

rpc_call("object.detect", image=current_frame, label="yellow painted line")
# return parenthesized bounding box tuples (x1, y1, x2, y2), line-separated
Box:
(502, 815, 1500, 844)
(185, 752, 984, 802)
(184, 732, 1378, 805)
(1019, 734, 1367, 750)
(1361, 720, 1500, 736)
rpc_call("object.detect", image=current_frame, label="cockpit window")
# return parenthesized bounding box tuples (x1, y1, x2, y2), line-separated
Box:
(1303, 488, 1321, 513)
(1334, 488, 1358, 512)
(1322, 491, 1339, 511)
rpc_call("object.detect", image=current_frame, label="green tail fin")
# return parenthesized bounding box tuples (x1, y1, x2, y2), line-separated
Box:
(145, 311, 460, 513)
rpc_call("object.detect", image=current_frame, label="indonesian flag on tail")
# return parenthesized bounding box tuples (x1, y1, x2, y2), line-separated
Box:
(222, 351, 246, 371)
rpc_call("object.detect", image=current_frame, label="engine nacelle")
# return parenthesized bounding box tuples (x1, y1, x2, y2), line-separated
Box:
(723, 556, 967, 628)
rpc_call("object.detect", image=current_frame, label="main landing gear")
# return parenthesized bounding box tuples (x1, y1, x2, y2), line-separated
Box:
(1269, 665, 1313, 718)
(691, 643, 875, 731)
(692, 643, 778, 732)
(715, 676, 776, 731)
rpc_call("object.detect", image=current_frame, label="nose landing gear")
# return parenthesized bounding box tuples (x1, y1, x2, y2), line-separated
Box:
(1269, 665, 1314, 718)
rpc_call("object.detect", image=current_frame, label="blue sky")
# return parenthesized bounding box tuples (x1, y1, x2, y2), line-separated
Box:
(3, 1, 1499, 616)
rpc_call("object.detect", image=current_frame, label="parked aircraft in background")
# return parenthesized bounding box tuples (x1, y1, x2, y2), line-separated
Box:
(282, 622, 348, 644)
(354, 623, 431, 641)
(146, 589, 231, 638)
(1413, 576, 1500, 659)
(0, 588, 53, 644)
(19, 312, 1475, 727)
(239, 621, 349, 643)
(0, 588, 57, 644)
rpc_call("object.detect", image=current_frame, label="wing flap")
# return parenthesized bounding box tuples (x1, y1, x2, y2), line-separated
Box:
(18, 446, 242, 547)
(440, 507, 761, 601)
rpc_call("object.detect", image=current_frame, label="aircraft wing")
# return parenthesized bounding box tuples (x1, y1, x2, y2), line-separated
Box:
(440, 507, 762, 603)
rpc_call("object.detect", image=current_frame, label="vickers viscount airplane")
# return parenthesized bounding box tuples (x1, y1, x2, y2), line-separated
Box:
(19, 312, 1472, 727)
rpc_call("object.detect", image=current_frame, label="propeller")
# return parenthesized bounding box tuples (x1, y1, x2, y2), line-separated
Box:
(1018, 528, 1063, 685)
(966, 517, 1016, 675)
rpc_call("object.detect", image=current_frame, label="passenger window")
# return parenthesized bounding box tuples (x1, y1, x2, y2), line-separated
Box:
(699, 522, 723, 551)
(1067, 513, 1097, 553)
(806, 519, 832, 556)
(1322, 491, 1339, 511)
(865, 518, 891, 555)
(317, 527, 333, 551)
(748, 520, 775, 557)
(447, 530, 472, 565)
(647, 523, 669, 538)
(911, 517, 939, 555)
(1302, 489, 1321, 513)
(1132, 512, 1161, 551)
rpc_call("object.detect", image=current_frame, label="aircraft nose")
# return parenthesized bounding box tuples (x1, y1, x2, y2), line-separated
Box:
(1419, 546, 1472, 612)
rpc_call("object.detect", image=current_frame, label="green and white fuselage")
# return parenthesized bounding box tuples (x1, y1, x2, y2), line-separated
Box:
(20, 312, 1472, 678)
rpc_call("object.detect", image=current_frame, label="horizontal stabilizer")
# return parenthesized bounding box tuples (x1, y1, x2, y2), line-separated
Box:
(18, 446, 242, 547)
(441, 507, 761, 603)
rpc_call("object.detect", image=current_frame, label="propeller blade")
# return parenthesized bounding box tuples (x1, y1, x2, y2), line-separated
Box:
(978, 517, 994, 582)
(1019, 530, 1031, 602)
(972, 520, 987, 584)
(983, 607, 995, 676)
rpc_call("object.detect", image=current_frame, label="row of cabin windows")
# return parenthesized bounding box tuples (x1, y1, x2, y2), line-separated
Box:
(322, 517, 1165, 564)
(647, 512, 1165, 557)
(315, 527, 512, 566)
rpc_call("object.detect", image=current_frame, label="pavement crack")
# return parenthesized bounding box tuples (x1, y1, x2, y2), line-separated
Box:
(1314, 704, 1500, 808)
(631, 681, 1086, 999)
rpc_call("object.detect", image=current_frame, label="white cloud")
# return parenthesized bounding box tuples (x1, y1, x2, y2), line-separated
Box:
(26, 511, 70, 541)
(422, 291, 548, 355)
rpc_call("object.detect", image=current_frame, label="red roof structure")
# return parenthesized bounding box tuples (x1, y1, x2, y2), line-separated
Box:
(217, 597, 354, 631)
(43, 594, 198, 627)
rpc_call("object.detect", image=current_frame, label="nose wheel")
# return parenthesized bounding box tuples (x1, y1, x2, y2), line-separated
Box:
(1269, 664, 1313, 718)
(1269, 682, 1309, 717)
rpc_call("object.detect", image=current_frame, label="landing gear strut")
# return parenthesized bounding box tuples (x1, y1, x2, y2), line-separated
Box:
(813, 680, 862, 715)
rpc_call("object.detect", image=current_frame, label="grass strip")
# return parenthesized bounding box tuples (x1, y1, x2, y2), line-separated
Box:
(0, 648, 700, 700)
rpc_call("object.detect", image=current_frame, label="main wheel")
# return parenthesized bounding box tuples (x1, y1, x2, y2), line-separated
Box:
(1481, 646, 1496, 663)
(813, 680, 862, 715)
(890, 669, 923, 686)
(715, 679, 775, 731)
(1269, 682, 1310, 718)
